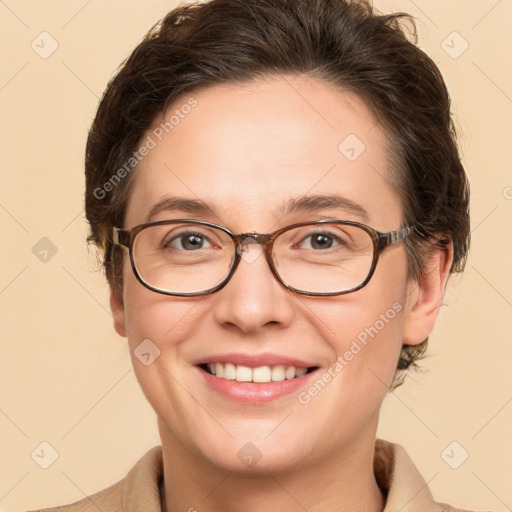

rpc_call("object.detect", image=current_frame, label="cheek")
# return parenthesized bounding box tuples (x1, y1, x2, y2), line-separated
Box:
(289, 294, 407, 450)
(121, 254, 190, 338)
(312, 295, 405, 374)
(300, 300, 406, 436)
(120, 264, 204, 400)
(120, 273, 203, 417)
(304, 258, 409, 394)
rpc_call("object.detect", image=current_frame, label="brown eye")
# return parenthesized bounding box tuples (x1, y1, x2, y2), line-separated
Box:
(296, 231, 344, 251)
(308, 233, 335, 250)
(164, 231, 213, 251)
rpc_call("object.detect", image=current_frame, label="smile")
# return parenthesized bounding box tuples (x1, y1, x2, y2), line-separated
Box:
(194, 353, 320, 402)
(201, 362, 316, 383)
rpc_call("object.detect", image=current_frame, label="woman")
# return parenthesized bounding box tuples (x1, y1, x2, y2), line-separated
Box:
(30, 0, 475, 510)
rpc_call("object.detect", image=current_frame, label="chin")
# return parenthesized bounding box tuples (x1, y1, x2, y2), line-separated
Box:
(183, 420, 320, 474)
(202, 439, 307, 475)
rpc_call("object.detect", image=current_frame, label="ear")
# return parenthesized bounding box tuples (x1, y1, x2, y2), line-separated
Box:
(110, 287, 127, 338)
(402, 241, 454, 346)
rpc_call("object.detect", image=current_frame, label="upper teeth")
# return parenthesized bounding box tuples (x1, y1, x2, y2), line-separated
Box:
(207, 363, 308, 383)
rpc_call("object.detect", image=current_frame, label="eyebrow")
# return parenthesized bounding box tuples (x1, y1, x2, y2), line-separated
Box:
(146, 197, 215, 223)
(278, 195, 369, 222)
(145, 194, 369, 224)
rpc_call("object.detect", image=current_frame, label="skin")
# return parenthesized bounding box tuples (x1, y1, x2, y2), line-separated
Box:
(110, 74, 453, 512)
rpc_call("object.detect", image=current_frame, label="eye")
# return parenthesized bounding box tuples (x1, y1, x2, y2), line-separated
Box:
(299, 231, 343, 250)
(164, 231, 214, 251)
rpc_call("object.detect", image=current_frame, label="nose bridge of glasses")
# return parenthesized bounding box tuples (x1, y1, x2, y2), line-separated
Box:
(233, 233, 276, 270)
(235, 232, 273, 250)
(229, 232, 283, 292)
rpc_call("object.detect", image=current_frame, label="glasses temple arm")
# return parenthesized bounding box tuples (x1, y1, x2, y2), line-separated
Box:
(378, 225, 415, 251)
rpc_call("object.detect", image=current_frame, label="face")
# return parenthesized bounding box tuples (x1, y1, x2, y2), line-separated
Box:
(111, 75, 446, 474)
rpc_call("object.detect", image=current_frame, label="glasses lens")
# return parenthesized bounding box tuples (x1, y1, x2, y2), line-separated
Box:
(273, 223, 375, 294)
(133, 222, 235, 294)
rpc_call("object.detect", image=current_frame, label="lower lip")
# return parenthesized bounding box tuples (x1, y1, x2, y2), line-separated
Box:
(197, 366, 318, 403)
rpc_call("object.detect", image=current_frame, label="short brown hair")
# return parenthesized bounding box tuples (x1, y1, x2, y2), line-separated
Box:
(85, 0, 470, 386)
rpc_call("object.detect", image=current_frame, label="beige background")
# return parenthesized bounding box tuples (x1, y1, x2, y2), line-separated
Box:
(0, 1, 511, 511)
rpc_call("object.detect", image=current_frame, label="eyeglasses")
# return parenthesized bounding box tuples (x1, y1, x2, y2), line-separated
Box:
(112, 219, 413, 297)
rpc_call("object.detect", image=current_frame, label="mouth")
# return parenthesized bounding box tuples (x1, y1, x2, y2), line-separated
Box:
(198, 362, 318, 383)
(194, 353, 321, 403)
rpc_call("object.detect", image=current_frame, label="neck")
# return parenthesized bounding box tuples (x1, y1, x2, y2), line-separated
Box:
(158, 418, 385, 512)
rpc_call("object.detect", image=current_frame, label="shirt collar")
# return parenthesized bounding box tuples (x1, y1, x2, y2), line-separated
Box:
(374, 439, 441, 511)
(122, 439, 440, 511)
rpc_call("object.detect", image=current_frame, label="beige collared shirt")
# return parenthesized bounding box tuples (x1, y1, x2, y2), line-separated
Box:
(28, 439, 478, 512)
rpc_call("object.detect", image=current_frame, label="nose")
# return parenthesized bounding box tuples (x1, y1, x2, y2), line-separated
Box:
(212, 242, 295, 334)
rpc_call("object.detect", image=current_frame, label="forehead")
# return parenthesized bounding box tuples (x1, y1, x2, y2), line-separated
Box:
(125, 75, 402, 230)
